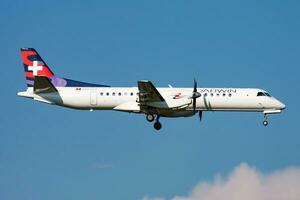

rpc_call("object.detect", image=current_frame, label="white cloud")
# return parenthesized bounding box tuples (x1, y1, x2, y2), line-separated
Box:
(142, 197, 165, 200)
(143, 163, 300, 200)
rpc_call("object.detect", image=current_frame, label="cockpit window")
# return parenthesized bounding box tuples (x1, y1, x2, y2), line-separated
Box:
(264, 92, 271, 97)
(257, 92, 272, 97)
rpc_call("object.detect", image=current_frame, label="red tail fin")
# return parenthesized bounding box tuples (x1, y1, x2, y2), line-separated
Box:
(21, 48, 54, 87)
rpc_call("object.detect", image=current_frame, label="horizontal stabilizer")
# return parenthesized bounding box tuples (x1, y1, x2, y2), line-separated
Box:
(34, 76, 58, 94)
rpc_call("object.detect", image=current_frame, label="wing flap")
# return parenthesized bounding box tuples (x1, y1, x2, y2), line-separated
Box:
(113, 102, 141, 112)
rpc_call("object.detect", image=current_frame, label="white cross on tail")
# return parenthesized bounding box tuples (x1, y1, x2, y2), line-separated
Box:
(28, 61, 43, 76)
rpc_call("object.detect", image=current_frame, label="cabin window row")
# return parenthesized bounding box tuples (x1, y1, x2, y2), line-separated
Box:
(203, 93, 232, 97)
(100, 92, 136, 96)
(99, 92, 232, 97)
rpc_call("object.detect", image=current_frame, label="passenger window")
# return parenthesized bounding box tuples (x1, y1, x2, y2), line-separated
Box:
(118, 92, 121, 96)
(210, 93, 213, 97)
(106, 92, 109, 96)
(204, 93, 207, 96)
(100, 92, 103, 96)
(229, 93, 232, 97)
(130, 92, 134, 96)
(112, 92, 115, 96)
(223, 93, 226, 96)
(124, 92, 127, 96)
(217, 93, 220, 96)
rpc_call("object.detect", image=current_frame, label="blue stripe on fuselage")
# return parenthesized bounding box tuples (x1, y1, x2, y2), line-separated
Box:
(64, 78, 110, 87)
(25, 75, 110, 88)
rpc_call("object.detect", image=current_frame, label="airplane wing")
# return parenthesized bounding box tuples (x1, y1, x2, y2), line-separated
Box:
(137, 80, 191, 110)
(138, 80, 165, 103)
(114, 80, 166, 113)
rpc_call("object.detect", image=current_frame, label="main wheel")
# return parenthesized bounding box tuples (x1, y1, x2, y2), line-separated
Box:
(154, 122, 162, 130)
(263, 120, 268, 126)
(146, 114, 155, 122)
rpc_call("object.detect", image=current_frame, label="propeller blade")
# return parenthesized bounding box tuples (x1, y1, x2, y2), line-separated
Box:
(192, 78, 200, 111)
(199, 111, 203, 121)
(193, 98, 196, 111)
(193, 79, 197, 93)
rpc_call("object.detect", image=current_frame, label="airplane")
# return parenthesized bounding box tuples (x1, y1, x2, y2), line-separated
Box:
(17, 48, 286, 130)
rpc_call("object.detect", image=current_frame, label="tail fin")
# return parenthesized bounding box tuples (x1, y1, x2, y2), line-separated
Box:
(21, 48, 54, 87)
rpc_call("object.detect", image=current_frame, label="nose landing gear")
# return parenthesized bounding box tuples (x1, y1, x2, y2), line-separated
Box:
(263, 113, 268, 126)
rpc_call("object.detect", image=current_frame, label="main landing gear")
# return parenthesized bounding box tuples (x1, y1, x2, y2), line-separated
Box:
(146, 113, 155, 122)
(146, 114, 162, 130)
(263, 113, 268, 126)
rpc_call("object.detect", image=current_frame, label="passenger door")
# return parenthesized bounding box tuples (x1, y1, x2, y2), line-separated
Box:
(90, 91, 97, 106)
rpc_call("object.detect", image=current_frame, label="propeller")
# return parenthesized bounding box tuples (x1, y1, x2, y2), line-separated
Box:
(199, 111, 203, 121)
(192, 79, 201, 111)
(191, 79, 203, 121)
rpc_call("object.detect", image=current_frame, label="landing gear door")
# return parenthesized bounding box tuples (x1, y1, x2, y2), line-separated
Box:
(90, 91, 97, 106)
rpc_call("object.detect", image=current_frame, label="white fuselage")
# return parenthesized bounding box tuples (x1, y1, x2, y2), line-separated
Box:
(18, 87, 285, 118)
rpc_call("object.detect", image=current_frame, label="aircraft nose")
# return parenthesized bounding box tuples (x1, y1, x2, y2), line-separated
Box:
(280, 102, 286, 110)
(277, 101, 286, 110)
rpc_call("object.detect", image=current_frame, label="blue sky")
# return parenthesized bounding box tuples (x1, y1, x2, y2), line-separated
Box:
(1, 0, 300, 199)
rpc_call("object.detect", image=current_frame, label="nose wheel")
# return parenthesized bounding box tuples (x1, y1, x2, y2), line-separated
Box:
(263, 113, 268, 126)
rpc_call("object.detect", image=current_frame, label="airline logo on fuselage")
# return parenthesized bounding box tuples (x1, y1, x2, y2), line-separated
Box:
(199, 89, 237, 93)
